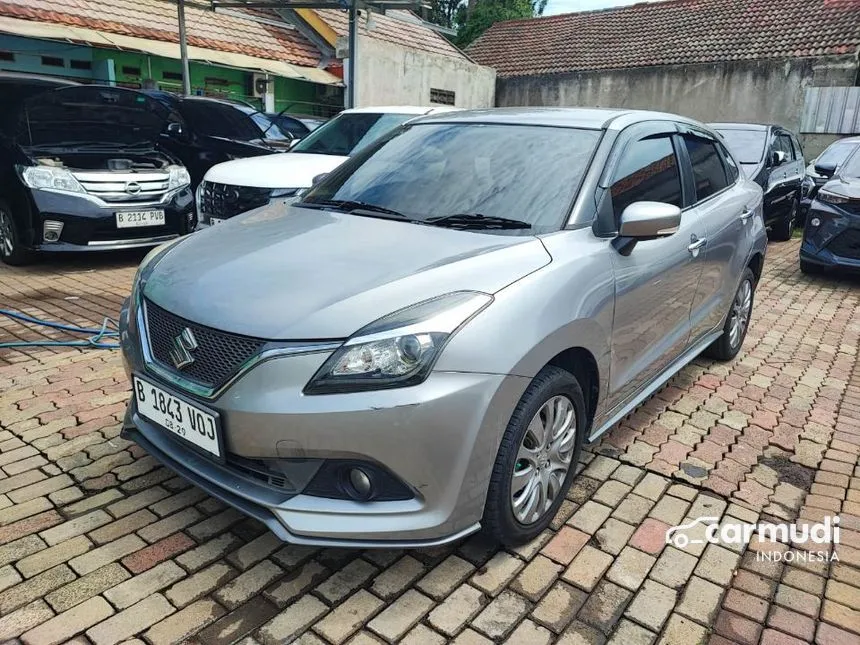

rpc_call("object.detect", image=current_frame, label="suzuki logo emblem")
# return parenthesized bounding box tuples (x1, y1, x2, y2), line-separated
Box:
(169, 328, 198, 370)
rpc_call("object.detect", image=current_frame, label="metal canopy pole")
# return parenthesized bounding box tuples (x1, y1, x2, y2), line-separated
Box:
(346, 0, 357, 108)
(177, 0, 192, 95)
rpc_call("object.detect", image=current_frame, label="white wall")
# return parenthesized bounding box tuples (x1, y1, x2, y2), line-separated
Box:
(355, 36, 495, 109)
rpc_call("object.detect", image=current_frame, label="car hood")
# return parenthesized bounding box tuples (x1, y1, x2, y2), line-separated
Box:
(17, 85, 170, 148)
(143, 204, 551, 339)
(203, 153, 347, 189)
(739, 162, 763, 180)
(820, 177, 860, 200)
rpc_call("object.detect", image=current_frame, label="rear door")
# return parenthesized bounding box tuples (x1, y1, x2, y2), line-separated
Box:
(605, 125, 707, 412)
(681, 130, 751, 342)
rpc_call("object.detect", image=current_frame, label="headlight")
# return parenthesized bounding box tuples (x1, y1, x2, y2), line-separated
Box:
(304, 291, 493, 394)
(818, 190, 850, 205)
(168, 166, 191, 190)
(19, 166, 85, 194)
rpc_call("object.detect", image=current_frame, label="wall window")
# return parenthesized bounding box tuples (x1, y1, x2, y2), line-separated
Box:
(162, 71, 183, 81)
(611, 136, 682, 220)
(683, 136, 729, 201)
(0, 51, 14, 62)
(70, 60, 92, 70)
(430, 88, 455, 106)
(41, 56, 65, 67)
(122, 65, 141, 76)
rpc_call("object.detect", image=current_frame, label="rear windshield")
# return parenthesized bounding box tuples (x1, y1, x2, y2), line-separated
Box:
(291, 112, 416, 156)
(819, 140, 860, 167)
(716, 129, 767, 164)
(303, 122, 602, 235)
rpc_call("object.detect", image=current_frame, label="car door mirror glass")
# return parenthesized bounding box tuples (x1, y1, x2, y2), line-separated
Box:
(618, 201, 682, 239)
(814, 161, 838, 178)
(165, 122, 184, 138)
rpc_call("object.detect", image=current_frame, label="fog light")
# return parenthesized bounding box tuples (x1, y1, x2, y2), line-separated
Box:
(810, 217, 821, 227)
(348, 468, 373, 500)
(43, 220, 63, 242)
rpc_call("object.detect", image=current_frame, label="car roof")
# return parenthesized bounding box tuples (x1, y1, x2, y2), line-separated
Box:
(828, 136, 860, 145)
(0, 72, 79, 88)
(709, 122, 778, 131)
(341, 105, 459, 115)
(411, 106, 710, 131)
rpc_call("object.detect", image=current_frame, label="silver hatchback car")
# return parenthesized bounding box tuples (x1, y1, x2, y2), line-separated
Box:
(119, 108, 766, 547)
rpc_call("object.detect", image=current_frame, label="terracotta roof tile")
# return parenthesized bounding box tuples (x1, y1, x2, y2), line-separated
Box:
(0, 0, 321, 67)
(467, 0, 860, 78)
(315, 9, 470, 61)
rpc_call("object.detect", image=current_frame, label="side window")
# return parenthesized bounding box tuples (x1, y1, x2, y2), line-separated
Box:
(778, 134, 796, 160)
(683, 136, 729, 202)
(179, 102, 262, 141)
(716, 141, 740, 183)
(790, 134, 804, 161)
(610, 135, 683, 221)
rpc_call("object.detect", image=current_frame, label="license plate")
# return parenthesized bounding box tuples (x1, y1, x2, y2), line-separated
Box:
(210, 217, 225, 225)
(116, 210, 166, 228)
(133, 375, 221, 458)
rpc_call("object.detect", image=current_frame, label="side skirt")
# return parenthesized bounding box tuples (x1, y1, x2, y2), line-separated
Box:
(587, 330, 723, 443)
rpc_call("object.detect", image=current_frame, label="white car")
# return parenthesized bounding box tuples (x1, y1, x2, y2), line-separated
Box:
(195, 106, 458, 228)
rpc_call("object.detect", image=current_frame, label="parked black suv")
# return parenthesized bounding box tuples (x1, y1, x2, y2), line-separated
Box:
(711, 123, 804, 241)
(142, 92, 285, 190)
(800, 136, 860, 219)
(800, 146, 860, 274)
(0, 78, 194, 265)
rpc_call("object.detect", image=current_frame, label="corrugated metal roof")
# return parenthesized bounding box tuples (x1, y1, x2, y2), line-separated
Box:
(801, 87, 860, 134)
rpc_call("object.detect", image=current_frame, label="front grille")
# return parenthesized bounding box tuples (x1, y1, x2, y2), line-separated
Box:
(73, 171, 170, 203)
(198, 181, 273, 220)
(827, 229, 860, 260)
(144, 298, 266, 389)
(226, 454, 297, 491)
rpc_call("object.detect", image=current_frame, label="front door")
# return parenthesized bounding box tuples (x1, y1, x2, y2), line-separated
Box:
(606, 132, 707, 412)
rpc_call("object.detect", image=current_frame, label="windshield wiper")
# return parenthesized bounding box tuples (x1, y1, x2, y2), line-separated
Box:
(297, 199, 410, 219)
(424, 213, 532, 230)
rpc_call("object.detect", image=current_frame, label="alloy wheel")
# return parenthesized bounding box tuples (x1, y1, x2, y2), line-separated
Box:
(0, 210, 13, 257)
(728, 278, 753, 349)
(510, 394, 577, 525)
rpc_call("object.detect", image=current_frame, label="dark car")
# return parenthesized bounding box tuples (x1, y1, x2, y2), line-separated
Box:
(800, 147, 860, 274)
(711, 123, 804, 241)
(800, 136, 860, 218)
(141, 92, 282, 190)
(0, 80, 194, 265)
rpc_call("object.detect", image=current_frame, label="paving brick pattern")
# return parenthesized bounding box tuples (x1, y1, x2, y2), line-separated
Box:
(0, 239, 859, 644)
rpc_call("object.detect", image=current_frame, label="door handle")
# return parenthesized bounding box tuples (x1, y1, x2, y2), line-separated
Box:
(688, 237, 707, 253)
(740, 209, 754, 222)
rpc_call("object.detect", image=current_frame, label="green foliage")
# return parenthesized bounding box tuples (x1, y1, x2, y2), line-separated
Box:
(454, 0, 547, 48)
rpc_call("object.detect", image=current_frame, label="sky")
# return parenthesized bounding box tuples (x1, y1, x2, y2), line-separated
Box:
(543, 0, 658, 17)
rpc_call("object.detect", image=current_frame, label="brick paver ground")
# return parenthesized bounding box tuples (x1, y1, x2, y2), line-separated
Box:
(0, 239, 859, 644)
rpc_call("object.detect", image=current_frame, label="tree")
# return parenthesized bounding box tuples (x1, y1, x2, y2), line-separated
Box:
(455, 0, 547, 48)
(426, 0, 464, 29)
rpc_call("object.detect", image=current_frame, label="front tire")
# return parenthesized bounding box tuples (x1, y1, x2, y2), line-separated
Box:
(704, 267, 756, 361)
(0, 201, 31, 266)
(483, 366, 587, 546)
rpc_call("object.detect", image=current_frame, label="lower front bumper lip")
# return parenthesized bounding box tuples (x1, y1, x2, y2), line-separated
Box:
(122, 408, 481, 548)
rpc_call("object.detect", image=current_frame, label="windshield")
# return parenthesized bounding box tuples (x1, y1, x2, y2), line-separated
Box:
(840, 148, 860, 179)
(301, 123, 602, 234)
(715, 129, 767, 164)
(291, 112, 417, 156)
(819, 141, 860, 167)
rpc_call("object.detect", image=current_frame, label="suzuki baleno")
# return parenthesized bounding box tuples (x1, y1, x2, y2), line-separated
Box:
(120, 108, 766, 547)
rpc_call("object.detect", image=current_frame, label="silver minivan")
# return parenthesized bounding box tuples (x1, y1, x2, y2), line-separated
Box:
(120, 108, 766, 547)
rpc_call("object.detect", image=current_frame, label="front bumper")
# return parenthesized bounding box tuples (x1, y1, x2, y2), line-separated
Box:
(26, 186, 194, 252)
(800, 200, 860, 271)
(119, 300, 528, 546)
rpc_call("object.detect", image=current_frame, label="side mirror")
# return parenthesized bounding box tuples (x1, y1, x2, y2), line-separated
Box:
(772, 150, 787, 166)
(289, 138, 301, 149)
(166, 122, 183, 138)
(311, 173, 328, 186)
(618, 202, 682, 238)
(814, 160, 838, 178)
